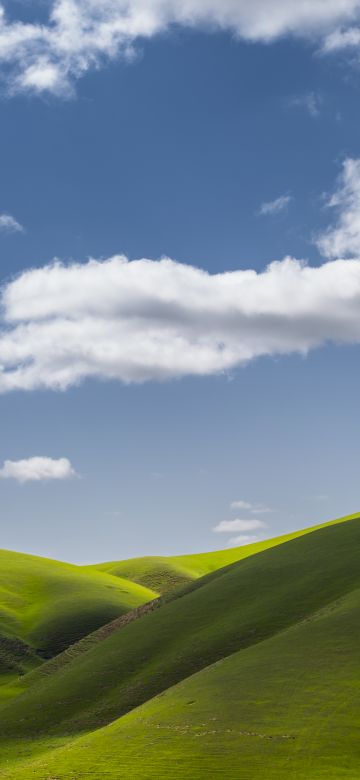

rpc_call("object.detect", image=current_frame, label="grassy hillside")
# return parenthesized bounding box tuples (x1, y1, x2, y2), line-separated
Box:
(0, 514, 358, 779)
(0, 519, 360, 780)
(84, 513, 355, 593)
(0, 549, 156, 674)
(7, 586, 360, 779)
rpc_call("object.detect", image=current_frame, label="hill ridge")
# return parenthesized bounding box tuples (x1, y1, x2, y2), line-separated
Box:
(18, 513, 359, 689)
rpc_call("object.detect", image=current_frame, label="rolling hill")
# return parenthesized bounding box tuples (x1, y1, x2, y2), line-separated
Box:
(11, 584, 358, 780)
(0, 548, 156, 679)
(0, 513, 358, 779)
(83, 514, 354, 593)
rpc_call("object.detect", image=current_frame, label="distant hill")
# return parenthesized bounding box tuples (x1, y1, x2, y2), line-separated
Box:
(0, 513, 358, 778)
(84, 513, 354, 593)
(0, 549, 156, 677)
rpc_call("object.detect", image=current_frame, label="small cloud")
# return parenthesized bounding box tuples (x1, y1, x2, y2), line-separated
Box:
(230, 500, 273, 514)
(257, 195, 292, 216)
(213, 518, 267, 533)
(0, 214, 24, 234)
(227, 534, 261, 547)
(289, 92, 322, 118)
(0, 456, 76, 483)
(322, 27, 360, 53)
(230, 500, 253, 510)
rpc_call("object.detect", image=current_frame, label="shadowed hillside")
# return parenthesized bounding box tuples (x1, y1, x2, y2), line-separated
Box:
(0, 549, 156, 675)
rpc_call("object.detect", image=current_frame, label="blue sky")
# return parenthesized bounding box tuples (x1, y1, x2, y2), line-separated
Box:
(2, 2, 360, 562)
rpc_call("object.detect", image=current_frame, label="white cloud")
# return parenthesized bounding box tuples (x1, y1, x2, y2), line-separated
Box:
(230, 500, 272, 513)
(0, 158, 359, 393)
(316, 158, 360, 259)
(322, 26, 360, 52)
(230, 500, 253, 510)
(227, 534, 261, 547)
(0, 214, 23, 233)
(258, 195, 292, 216)
(1, 1, 360, 95)
(3, 243, 360, 392)
(0, 456, 76, 483)
(214, 518, 267, 533)
(289, 92, 322, 118)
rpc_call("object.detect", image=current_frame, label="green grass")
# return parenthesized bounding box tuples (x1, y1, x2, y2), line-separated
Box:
(0, 520, 360, 780)
(10, 585, 358, 780)
(0, 548, 156, 671)
(0, 514, 359, 778)
(84, 513, 355, 593)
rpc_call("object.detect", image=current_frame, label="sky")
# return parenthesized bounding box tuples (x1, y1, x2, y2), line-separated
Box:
(2, 1, 360, 562)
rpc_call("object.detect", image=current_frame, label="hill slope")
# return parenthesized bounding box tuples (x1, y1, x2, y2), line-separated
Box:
(0, 514, 359, 779)
(10, 585, 359, 780)
(0, 549, 156, 675)
(84, 513, 355, 593)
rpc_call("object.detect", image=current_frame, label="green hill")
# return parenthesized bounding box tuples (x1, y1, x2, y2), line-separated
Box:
(0, 549, 156, 677)
(83, 514, 354, 593)
(13, 585, 359, 780)
(0, 513, 359, 779)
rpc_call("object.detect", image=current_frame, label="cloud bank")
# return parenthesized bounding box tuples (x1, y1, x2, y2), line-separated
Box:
(1, 0, 360, 95)
(2, 253, 360, 392)
(0, 157, 359, 393)
(0, 456, 76, 482)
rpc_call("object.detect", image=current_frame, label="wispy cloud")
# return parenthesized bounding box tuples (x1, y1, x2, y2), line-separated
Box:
(0, 456, 76, 483)
(214, 518, 267, 533)
(258, 195, 292, 217)
(0, 214, 24, 234)
(316, 158, 360, 259)
(230, 500, 252, 511)
(227, 534, 261, 547)
(322, 27, 360, 53)
(230, 500, 273, 514)
(289, 92, 322, 118)
(1, 2, 360, 96)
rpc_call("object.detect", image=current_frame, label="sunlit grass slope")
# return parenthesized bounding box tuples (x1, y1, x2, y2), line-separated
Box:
(0, 549, 156, 672)
(0, 514, 359, 778)
(84, 512, 356, 593)
(12, 585, 360, 780)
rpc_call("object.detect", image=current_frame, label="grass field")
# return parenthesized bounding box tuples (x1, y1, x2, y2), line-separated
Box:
(0, 513, 358, 778)
(0, 549, 156, 674)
